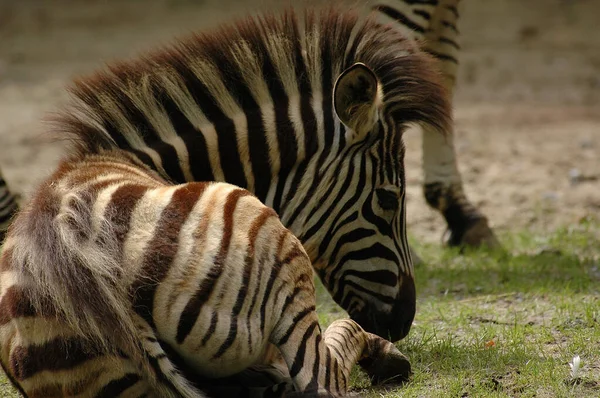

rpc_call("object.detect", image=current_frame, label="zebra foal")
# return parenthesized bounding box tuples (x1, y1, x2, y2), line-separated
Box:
(0, 151, 410, 396)
(0, 6, 452, 396)
(51, 6, 450, 342)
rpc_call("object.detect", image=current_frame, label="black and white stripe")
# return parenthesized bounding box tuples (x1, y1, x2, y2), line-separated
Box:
(54, 6, 450, 342)
(0, 171, 18, 243)
(1, 151, 411, 396)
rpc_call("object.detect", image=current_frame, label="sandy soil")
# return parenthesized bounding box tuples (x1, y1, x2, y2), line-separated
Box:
(0, 0, 598, 244)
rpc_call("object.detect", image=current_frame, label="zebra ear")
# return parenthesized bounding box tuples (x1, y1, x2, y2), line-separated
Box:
(334, 62, 379, 141)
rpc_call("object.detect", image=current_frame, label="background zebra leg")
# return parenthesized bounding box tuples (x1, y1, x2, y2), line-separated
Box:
(420, 0, 500, 248)
(0, 170, 19, 243)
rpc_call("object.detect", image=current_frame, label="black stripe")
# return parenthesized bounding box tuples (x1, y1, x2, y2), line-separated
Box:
(374, 5, 426, 34)
(113, 80, 186, 183)
(104, 184, 148, 265)
(259, 37, 297, 214)
(169, 59, 247, 188)
(329, 228, 376, 265)
(307, 333, 321, 392)
(245, 251, 266, 350)
(132, 184, 206, 329)
(328, 338, 345, 360)
(302, 144, 363, 244)
(214, 207, 274, 358)
(0, 198, 16, 221)
(424, 49, 458, 64)
(95, 373, 141, 398)
(439, 36, 460, 50)
(201, 312, 218, 346)
(311, 146, 367, 270)
(342, 280, 397, 309)
(317, 211, 358, 259)
(258, 232, 293, 335)
(0, 190, 11, 203)
(343, 269, 397, 287)
(277, 306, 316, 346)
(403, 0, 439, 5)
(289, 321, 319, 378)
(446, 4, 459, 19)
(361, 190, 393, 237)
(10, 337, 103, 380)
(324, 349, 332, 392)
(176, 189, 250, 344)
(333, 359, 340, 391)
(442, 20, 459, 34)
(279, 284, 305, 316)
(332, 242, 398, 275)
(158, 85, 215, 182)
(413, 9, 431, 21)
(281, 18, 318, 214)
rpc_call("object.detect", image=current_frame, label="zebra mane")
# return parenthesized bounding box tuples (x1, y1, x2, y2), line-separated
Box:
(53, 6, 450, 168)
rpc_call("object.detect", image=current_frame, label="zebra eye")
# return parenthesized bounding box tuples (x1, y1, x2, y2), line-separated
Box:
(375, 188, 400, 211)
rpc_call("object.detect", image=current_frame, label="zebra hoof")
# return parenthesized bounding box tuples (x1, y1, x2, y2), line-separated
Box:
(359, 347, 411, 386)
(447, 216, 501, 249)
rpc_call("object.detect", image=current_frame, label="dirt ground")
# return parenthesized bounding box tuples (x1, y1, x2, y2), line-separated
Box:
(0, 0, 598, 244)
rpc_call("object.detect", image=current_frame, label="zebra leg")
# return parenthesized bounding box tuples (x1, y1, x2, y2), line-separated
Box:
(274, 317, 411, 396)
(419, 0, 500, 248)
(0, 170, 19, 243)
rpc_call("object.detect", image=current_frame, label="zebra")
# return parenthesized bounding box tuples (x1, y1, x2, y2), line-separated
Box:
(0, 171, 19, 243)
(34, 6, 451, 343)
(373, 0, 499, 248)
(0, 7, 448, 394)
(0, 150, 412, 396)
(0, 0, 498, 250)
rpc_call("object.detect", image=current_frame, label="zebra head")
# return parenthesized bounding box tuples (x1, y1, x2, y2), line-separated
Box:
(296, 60, 449, 342)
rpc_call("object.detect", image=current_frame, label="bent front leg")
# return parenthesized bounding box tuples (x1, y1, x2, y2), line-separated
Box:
(358, 332, 411, 386)
(274, 317, 411, 396)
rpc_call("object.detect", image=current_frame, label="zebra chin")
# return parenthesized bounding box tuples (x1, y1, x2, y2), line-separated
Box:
(350, 276, 416, 342)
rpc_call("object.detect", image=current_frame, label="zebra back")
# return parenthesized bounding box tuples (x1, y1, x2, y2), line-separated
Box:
(54, 7, 450, 187)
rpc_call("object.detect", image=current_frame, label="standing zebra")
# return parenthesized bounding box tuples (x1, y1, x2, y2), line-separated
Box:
(0, 171, 18, 243)
(0, 7, 450, 395)
(1, 151, 411, 396)
(373, 0, 499, 247)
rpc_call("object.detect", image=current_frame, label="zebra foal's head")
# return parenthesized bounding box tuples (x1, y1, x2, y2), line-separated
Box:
(299, 41, 450, 342)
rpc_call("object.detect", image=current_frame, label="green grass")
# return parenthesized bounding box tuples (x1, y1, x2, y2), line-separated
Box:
(338, 218, 600, 397)
(1, 220, 599, 396)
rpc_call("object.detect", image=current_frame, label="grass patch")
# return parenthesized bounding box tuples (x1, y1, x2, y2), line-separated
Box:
(347, 220, 600, 397)
(1, 221, 598, 396)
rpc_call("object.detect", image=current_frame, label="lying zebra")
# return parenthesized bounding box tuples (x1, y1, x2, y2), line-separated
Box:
(0, 6, 451, 396)
(1, 149, 410, 396)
